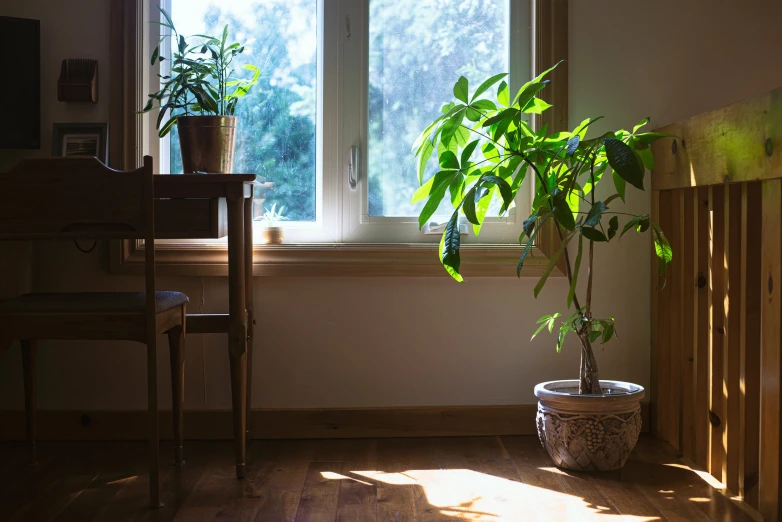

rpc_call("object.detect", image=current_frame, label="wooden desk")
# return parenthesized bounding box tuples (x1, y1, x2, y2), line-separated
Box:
(154, 174, 257, 479)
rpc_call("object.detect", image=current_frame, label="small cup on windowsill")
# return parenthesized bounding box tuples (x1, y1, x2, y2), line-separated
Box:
(260, 203, 287, 245)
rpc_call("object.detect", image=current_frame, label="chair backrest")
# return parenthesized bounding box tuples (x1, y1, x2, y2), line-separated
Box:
(0, 156, 153, 240)
(0, 156, 158, 332)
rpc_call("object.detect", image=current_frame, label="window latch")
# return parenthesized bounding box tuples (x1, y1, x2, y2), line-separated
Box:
(348, 146, 359, 190)
(423, 220, 468, 236)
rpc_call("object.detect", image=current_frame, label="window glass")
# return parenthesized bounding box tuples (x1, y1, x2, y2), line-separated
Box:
(367, 0, 509, 217)
(167, 0, 318, 222)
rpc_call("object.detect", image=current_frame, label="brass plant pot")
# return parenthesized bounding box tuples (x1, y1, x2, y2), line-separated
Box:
(177, 115, 237, 173)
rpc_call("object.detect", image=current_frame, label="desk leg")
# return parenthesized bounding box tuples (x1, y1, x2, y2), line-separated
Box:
(227, 195, 247, 479)
(244, 196, 255, 444)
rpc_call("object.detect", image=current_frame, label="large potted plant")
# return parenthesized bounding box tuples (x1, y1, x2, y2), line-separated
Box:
(141, 7, 260, 173)
(412, 64, 673, 471)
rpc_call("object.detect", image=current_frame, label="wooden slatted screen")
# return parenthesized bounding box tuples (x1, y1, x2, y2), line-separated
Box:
(650, 87, 782, 520)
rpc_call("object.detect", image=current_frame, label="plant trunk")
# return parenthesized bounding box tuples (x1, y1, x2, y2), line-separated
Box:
(578, 332, 603, 394)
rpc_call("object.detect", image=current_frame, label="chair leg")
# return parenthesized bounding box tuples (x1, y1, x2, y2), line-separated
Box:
(167, 325, 185, 466)
(147, 341, 162, 509)
(21, 340, 36, 465)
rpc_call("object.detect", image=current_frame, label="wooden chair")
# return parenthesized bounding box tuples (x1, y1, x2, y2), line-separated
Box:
(0, 155, 186, 508)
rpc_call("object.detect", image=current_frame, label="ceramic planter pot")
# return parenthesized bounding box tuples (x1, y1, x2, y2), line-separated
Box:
(177, 115, 237, 173)
(534, 380, 644, 471)
(262, 227, 284, 245)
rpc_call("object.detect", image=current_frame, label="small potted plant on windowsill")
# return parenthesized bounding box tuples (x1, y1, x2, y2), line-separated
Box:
(412, 63, 674, 471)
(260, 203, 287, 245)
(140, 7, 260, 174)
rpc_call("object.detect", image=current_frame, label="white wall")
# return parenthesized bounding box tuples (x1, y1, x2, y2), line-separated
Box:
(1, 0, 781, 411)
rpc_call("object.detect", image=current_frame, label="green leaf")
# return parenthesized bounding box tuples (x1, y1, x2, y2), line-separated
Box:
(439, 150, 460, 170)
(440, 108, 466, 147)
(565, 135, 580, 156)
(534, 231, 570, 297)
(462, 188, 479, 225)
(523, 212, 539, 239)
(620, 214, 650, 238)
(567, 234, 583, 309)
(453, 76, 469, 103)
(602, 322, 615, 344)
(531, 313, 561, 341)
(612, 171, 627, 202)
(440, 212, 463, 282)
(482, 108, 517, 129)
(653, 223, 671, 289)
(556, 330, 567, 353)
(412, 170, 457, 204)
(472, 185, 494, 236)
(589, 331, 602, 343)
(472, 73, 507, 102)
(634, 131, 677, 146)
(158, 116, 178, 138)
(449, 171, 466, 207)
(551, 189, 576, 231)
(151, 46, 159, 66)
(637, 146, 654, 171)
(517, 215, 550, 276)
(417, 138, 435, 185)
(472, 99, 497, 112)
(461, 139, 480, 165)
(582, 227, 607, 242)
(418, 172, 457, 229)
(584, 201, 607, 227)
(482, 175, 513, 211)
(521, 97, 552, 115)
(608, 216, 619, 240)
(604, 137, 645, 190)
(633, 117, 650, 134)
(497, 81, 509, 107)
(158, 6, 175, 28)
(513, 81, 549, 110)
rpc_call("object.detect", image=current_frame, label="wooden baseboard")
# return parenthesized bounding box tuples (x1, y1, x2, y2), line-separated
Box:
(0, 404, 650, 441)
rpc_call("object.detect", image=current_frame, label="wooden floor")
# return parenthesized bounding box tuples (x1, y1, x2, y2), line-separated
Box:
(0, 435, 757, 522)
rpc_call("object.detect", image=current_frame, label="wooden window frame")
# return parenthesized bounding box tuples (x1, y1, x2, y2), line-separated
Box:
(109, 0, 568, 278)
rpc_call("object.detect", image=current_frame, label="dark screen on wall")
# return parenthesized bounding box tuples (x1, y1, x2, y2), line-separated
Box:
(0, 16, 40, 149)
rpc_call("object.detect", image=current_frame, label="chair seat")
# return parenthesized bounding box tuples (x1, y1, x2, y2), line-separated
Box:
(0, 291, 189, 314)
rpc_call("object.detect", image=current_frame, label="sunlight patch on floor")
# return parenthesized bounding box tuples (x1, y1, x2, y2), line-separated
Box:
(318, 469, 661, 521)
(106, 475, 138, 486)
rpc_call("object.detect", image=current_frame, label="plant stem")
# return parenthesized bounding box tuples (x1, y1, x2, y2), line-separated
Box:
(579, 157, 602, 394)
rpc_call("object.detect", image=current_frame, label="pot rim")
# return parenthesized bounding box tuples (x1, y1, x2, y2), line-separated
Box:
(177, 115, 237, 125)
(534, 379, 645, 404)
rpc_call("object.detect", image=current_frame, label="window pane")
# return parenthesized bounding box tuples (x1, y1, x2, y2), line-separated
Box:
(167, 0, 318, 222)
(367, 0, 509, 217)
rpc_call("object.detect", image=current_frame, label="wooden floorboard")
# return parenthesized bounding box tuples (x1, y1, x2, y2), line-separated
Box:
(0, 436, 758, 522)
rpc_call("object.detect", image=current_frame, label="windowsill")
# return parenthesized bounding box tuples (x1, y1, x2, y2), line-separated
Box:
(111, 241, 562, 278)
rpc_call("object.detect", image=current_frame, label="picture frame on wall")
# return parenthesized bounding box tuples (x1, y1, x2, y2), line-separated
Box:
(51, 122, 109, 164)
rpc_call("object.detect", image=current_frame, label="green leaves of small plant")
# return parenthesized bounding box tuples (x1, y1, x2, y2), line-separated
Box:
(604, 137, 645, 190)
(141, 7, 260, 132)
